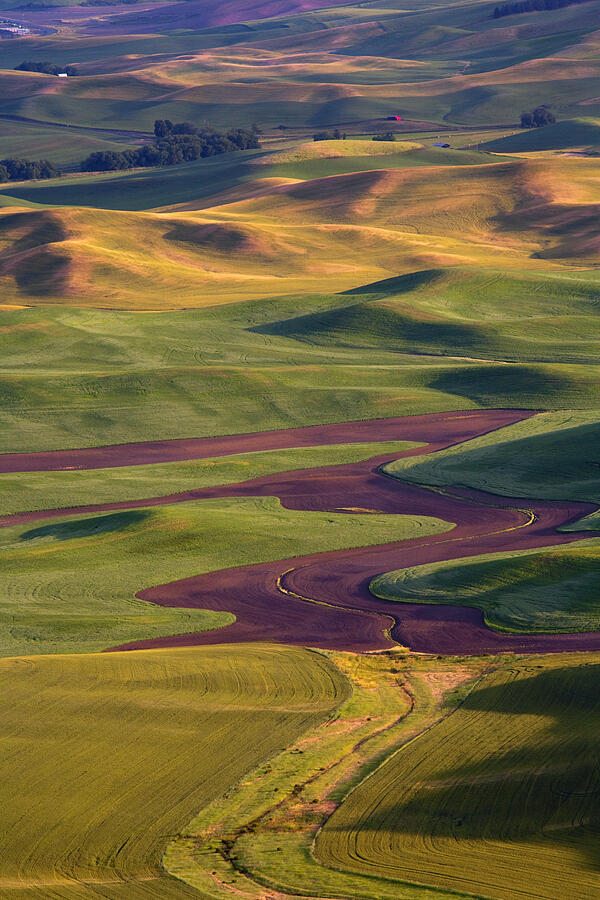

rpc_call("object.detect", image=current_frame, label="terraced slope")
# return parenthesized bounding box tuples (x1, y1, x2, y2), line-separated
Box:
(316, 654, 600, 900)
(0, 643, 346, 898)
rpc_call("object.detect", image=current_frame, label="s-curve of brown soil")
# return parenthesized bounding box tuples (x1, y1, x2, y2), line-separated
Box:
(116, 477, 600, 656)
(3, 408, 600, 655)
(0, 409, 532, 473)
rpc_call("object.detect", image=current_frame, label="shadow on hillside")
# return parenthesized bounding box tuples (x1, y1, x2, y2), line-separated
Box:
(325, 664, 600, 871)
(341, 269, 443, 295)
(0, 210, 71, 296)
(249, 296, 493, 356)
(430, 363, 579, 405)
(21, 510, 151, 542)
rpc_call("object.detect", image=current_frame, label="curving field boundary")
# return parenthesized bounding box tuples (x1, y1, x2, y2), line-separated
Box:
(3, 408, 600, 655)
(0, 410, 532, 473)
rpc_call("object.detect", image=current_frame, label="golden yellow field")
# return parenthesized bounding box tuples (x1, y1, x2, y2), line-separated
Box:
(1, 155, 599, 309)
(0, 644, 346, 898)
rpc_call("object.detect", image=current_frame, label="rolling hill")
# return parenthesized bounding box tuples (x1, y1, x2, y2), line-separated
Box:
(482, 117, 600, 153)
(372, 541, 600, 633)
(0, 643, 346, 898)
(1, 154, 599, 310)
(1, 2, 600, 898)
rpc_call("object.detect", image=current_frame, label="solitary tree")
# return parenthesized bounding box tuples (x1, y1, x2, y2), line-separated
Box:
(153, 119, 173, 138)
(520, 110, 534, 127)
(532, 106, 556, 126)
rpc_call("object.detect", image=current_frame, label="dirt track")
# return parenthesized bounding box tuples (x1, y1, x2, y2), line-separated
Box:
(3, 408, 600, 655)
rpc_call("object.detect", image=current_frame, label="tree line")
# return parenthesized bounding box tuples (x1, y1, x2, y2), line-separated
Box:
(15, 60, 78, 75)
(313, 129, 347, 141)
(312, 129, 398, 142)
(493, 0, 591, 18)
(0, 158, 58, 182)
(0, 121, 260, 183)
(80, 121, 260, 172)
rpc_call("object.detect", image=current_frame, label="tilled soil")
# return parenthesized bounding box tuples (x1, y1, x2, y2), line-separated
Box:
(4, 408, 600, 655)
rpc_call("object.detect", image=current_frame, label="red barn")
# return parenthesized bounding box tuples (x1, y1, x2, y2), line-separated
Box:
(386, 115, 403, 121)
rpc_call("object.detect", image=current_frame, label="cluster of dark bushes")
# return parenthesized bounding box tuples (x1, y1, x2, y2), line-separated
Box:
(15, 60, 77, 75)
(80, 121, 260, 173)
(154, 119, 200, 137)
(153, 119, 261, 139)
(493, 0, 591, 17)
(312, 129, 346, 141)
(520, 106, 556, 127)
(0, 158, 58, 182)
(313, 129, 397, 142)
(0, 120, 259, 183)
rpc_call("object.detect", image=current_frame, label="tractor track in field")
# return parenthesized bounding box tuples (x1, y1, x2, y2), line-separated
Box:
(2, 407, 600, 656)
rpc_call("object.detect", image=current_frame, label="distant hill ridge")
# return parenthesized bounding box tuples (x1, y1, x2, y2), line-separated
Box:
(482, 118, 600, 152)
(493, 0, 594, 18)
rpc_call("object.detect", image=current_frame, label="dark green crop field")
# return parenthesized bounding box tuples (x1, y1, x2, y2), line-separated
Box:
(372, 540, 600, 633)
(384, 412, 600, 502)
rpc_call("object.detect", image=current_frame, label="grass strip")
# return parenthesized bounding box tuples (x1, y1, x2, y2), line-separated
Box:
(0, 495, 448, 656)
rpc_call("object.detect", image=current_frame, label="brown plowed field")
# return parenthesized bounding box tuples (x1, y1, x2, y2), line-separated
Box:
(112, 479, 600, 655)
(0, 409, 532, 473)
(4, 408, 600, 655)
